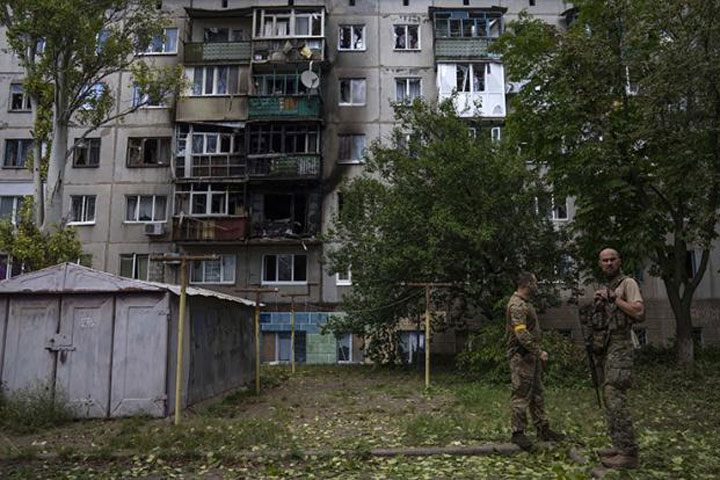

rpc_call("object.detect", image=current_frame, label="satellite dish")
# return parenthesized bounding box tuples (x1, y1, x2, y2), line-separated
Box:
(300, 69, 320, 89)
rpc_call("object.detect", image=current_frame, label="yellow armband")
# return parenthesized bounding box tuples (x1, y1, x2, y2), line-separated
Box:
(513, 324, 527, 332)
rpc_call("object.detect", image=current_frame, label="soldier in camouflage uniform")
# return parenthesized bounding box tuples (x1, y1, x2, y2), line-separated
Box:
(586, 248, 645, 469)
(506, 272, 564, 450)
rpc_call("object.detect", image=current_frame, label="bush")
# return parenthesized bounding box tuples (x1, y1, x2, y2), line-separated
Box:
(0, 384, 76, 434)
(456, 321, 588, 387)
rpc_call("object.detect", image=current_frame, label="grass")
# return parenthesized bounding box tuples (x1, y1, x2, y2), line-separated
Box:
(0, 384, 76, 435)
(2, 359, 720, 478)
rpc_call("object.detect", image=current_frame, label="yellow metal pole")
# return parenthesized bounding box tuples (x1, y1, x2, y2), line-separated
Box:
(174, 259, 188, 425)
(255, 292, 261, 395)
(291, 297, 296, 374)
(425, 286, 431, 390)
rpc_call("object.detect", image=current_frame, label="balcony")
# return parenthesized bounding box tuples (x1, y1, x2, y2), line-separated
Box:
(175, 96, 248, 123)
(172, 216, 249, 242)
(434, 38, 499, 61)
(248, 96, 321, 120)
(184, 42, 251, 64)
(252, 218, 319, 239)
(247, 154, 320, 180)
(252, 38, 325, 63)
(175, 155, 246, 180)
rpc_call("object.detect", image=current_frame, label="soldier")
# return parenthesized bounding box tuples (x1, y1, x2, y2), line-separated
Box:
(590, 248, 645, 469)
(507, 272, 564, 450)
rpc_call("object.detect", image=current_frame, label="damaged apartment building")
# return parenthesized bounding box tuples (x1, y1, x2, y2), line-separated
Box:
(1, 0, 717, 365)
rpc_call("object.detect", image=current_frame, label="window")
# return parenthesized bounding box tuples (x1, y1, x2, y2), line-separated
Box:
(80, 83, 106, 110)
(69, 195, 96, 225)
(9, 84, 31, 111)
(190, 66, 239, 96)
(132, 85, 166, 108)
(125, 195, 167, 222)
(398, 331, 424, 363)
(145, 28, 178, 54)
(456, 63, 485, 92)
(72, 138, 101, 167)
(536, 195, 568, 221)
(337, 333, 353, 362)
(349, 0, 355, 6)
(338, 134, 366, 163)
(127, 137, 171, 166)
(76, 254, 93, 267)
(395, 77, 421, 102)
(190, 184, 230, 216)
(248, 124, 319, 155)
(262, 254, 307, 284)
(339, 78, 366, 106)
(338, 25, 365, 51)
(490, 126, 502, 142)
(191, 255, 236, 284)
(204, 27, 245, 43)
(394, 24, 419, 50)
(0, 196, 24, 224)
(3, 139, 33, 168)
(434, 11, 503, 39)
(336, 268, 352, 286)
(254, 73, 310, 96)
(119, 253, 149, 281)
(255, 9, 323, 38)
(0, 254, 23, 279)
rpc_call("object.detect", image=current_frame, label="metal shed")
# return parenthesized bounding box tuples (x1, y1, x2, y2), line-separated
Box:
(0, 263, 256, 418)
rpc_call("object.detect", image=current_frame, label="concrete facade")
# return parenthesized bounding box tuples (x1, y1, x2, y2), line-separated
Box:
(1, 0, 717, 362)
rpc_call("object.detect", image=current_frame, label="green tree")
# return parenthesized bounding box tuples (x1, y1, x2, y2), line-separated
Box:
(0, 0, 185, 228)
(325, 99, 569, 363)
(496, 0, 720, 366)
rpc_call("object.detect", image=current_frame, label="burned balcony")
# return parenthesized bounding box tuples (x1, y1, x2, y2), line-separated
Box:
(172, 216, 249, 242)
(175, 155, 246, 179)
(174, 128, 247, 180)
(248, 96, 321, 119)
(432, 9, 504, 61)
(251, 7, 325, 62)
(250, 191, 321, 239)
(247, 154, 320, 180)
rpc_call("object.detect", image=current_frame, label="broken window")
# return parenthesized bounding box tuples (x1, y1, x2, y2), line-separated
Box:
(262, 254, 307, 283)
(189, 66, 239, 96)
(338, 134, 366, 163)
(456, 63, 484, 92)
(9, 84, 31, 111)
(254, 74, 308, 95)
(338, 25, 365, 50)
(394, 24, 419, 50)
(204, 27, 245, 43)
(144, 28, 178, 53)
(337, 334, 352, 361)
(69, 195, 96, 224)
(395, 77, 421, 102)
(127, 137, 170, 166)
(434, 11, 502, 38)
(249, 124, 319, 155)
(73, 138, 101, 167)
(132, 85, 165, 108)
(339, 78, 366, 106)
(119, 253, 149, 281)
(125, 195, 166, 222)
(3, 139, 33, 168)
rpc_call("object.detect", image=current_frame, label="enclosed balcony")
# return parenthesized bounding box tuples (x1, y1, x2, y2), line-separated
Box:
(175, 154, 246, 179)
(172, 216, 249, 242)
(432, 8, 504, 61)
(251, 7, 325, 62)
(434, 38, 499, 61)
(247, 154, 320, 180)
(248, 96, 321, 120)
(184, 42, 252, 64)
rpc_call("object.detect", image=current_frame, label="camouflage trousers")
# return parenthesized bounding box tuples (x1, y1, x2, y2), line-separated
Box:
(595, 332, 637, 455)
(509, 353, 548, 433)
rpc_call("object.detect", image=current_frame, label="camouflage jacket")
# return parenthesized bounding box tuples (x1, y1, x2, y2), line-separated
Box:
(506, 292, 543, 358)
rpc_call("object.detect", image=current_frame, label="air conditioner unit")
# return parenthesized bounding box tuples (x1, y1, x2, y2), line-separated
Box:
(144, 223, 165, 236)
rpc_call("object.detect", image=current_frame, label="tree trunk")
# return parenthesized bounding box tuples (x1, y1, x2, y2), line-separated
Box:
(663, 277, 695, 368)
(43, 59, 69, 230)
(32, 140, 43, 226)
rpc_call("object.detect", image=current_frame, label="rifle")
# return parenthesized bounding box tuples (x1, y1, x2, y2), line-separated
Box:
(578, 306, 602, 408)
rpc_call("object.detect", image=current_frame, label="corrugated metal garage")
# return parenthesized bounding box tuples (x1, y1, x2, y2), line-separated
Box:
(0, 263, 255, 418)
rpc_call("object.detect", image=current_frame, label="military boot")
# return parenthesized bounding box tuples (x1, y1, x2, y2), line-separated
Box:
(601, 452, 638, 469)
(538, 425, 566, 442)
(511, 431, 534, 451)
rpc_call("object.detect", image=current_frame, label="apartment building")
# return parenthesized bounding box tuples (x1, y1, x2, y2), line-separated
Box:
(1, 1, 716, 364)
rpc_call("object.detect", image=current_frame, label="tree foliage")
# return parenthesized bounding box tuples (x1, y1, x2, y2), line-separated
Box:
(495, 0, 720, 365)
(325, 99, 570, 363)
(0, 0, 186, 228)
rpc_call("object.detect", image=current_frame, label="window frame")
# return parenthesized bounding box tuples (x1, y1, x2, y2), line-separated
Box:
(190, 254, 236, 285)
(338, 24, 366, 51)
(338, 78, 366, 106)
(68, 195, 97, 225)
(3, 138, 33, 168)
(393, 24, 420, 51)
(72, 138, 101, 168)
(143, 27, 178, 55)
(336, 268, 352, 286)
(0, 254, 23, 280)
(9, 83, 32, 112)
(262, 253, 308, 285)
(189, 65, 239, 97)
(124, 194, 167, 223)
(394, 77, 422, 102)
(126, 137, 171, 167)
(0, 195, 24, 225)
(337, 134, 366, 164)
(131, 85, 167, 108)
(119, 253, 150, 281)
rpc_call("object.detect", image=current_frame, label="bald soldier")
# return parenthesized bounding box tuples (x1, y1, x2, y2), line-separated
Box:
(506, 272, 564, 450)
(591, 248, 645, 469)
